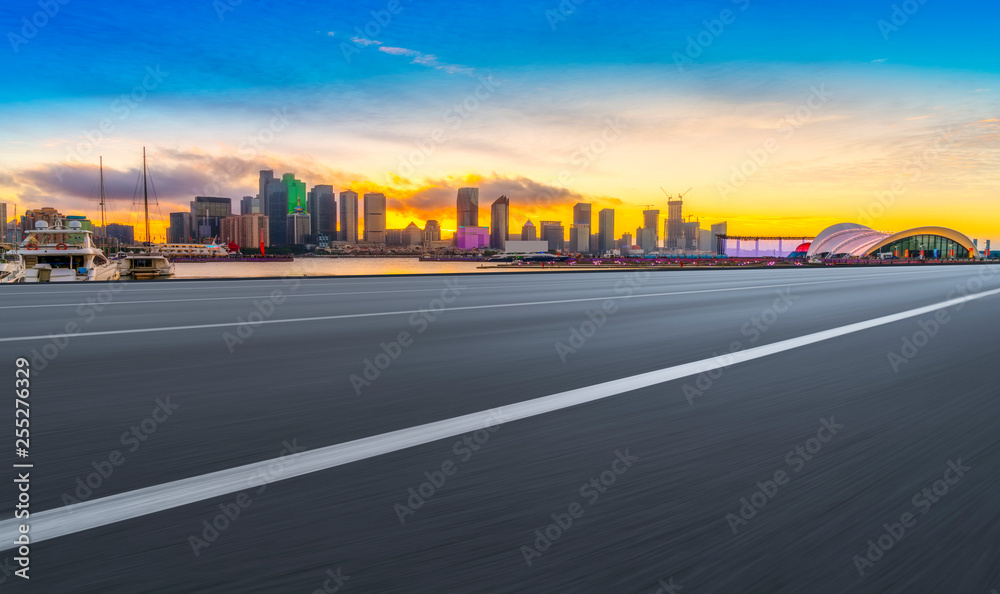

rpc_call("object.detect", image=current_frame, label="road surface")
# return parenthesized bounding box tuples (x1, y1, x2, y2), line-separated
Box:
(0, 266, 998, 593)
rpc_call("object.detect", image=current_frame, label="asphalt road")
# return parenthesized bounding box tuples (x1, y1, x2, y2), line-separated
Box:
(0, 267, 998, 593)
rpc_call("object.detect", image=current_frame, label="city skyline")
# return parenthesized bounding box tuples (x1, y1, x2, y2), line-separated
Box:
(2, 1, 997, 244)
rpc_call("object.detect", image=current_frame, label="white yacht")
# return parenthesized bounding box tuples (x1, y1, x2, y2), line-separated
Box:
(13, 220, 120, 282)
(118, 147, 175, 279)
(0, 247, 24, 283)
(118, 250, 175, 278)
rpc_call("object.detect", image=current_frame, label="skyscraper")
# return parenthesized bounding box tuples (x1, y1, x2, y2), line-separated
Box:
(539, 221, 564, 252)
(642, 209, 660, 247)
(168, 212, 193, 243)
(221, 213, 269, 248)
(490, 195, 509, 250)
(711, 222, 728, 255)
(282, 173, 306, 213)
(339, 190, 358, 242)
(457, 187, 479, 228)
(521, 220, 537, 241)
(598, 209, 614, 254)
(423, 220, 441, 243)
(240, 195, 260, 215)
(190, 197, 232, 240)
(363, 192, 386, 244)
(0, 203, 7, 242)
(569, 224, 591, 253)
(667, 198, 683, 249)
(404, 222, 422, 246)
(573, 203, 592, 227)
(260, 170, 288, 246)
(308, 185, 336, 241)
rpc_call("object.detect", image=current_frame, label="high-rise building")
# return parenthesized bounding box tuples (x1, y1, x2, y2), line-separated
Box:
(684, 221, 700, 251)
(490, 195, 509, 250)
(240, 195, 260, 215)
(386, 229, 405, 246)
(573, 203, 592, 227)
(259, 170, 287, 246)
(711, 222, 728, 255)
(190, 197, 232, 240)
(282, 173, 306, 214)
(620, 232, 633, 252)
(308, 185, 336, 241)
(265, 181, 289, 245)
(598, 209, 614, 254)
(404, 222, 422, 246)
(456, 226, 489, 250)
(21, 207, 62, 232)
(0, 203, 7, 241)
(286, 208, 311, 245)
(221, 213, 269, 248)
(104, 223, 135, 245)
(167, 212, 194, 243)
(667, 198, 684, 249)
(423, 220, 441, 243)
(642, 209, 660, 246)
(539, 221, 564, 252)
(521, 220, 537, 241)
(339, 191, 359, 242)
(637, 226, 656, 253)
(457, 188, 479, 228)
(569, 224, 591, 253)
(363, 193, 386, 244)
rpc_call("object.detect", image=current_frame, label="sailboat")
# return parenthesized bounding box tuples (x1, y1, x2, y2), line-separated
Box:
(119, 148, 175, 278)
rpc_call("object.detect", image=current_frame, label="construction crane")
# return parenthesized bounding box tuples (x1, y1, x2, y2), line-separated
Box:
(659, 187, 693, 200)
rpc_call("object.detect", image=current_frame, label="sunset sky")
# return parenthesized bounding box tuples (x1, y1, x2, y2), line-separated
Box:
(1, 0, 998, 243)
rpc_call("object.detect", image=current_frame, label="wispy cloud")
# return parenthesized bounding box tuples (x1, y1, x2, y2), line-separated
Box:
(871, 58, 887, 64)
(378, 46, 476, 77)
(350, 36, 382, 47)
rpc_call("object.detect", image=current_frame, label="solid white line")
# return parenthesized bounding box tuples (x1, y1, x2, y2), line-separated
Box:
(1, 285, 998, 550)
(0, 276, 915, 342)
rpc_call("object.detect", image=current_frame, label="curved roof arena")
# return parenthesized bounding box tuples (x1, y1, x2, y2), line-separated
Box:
(806, 223, 980, 258)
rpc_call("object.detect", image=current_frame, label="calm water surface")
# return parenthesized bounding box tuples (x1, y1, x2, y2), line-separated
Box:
(171, 258, 540, 278)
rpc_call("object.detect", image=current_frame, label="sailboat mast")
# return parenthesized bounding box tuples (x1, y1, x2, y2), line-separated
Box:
(99, 156, 106, 243)
(142, 147, 150, 247)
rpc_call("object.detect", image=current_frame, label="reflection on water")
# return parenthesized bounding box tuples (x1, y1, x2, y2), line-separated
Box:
(170, 258, 522, 278)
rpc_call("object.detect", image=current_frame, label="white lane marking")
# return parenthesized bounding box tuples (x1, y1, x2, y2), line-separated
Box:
(0, 275, 932, 342)
(2, 286, 997, 549)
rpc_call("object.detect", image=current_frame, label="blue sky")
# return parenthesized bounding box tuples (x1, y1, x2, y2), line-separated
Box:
(2, 0, 998, 239)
